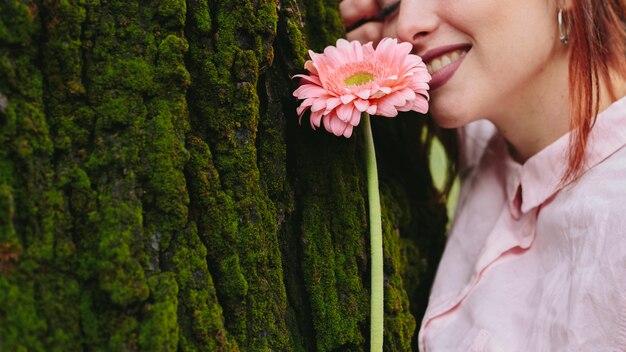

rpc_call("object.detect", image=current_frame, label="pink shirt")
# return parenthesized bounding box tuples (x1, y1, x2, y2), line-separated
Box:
(419, 96, 626, 351)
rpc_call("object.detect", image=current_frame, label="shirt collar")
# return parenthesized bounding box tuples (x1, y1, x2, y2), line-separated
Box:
(503, 96, 626, 217)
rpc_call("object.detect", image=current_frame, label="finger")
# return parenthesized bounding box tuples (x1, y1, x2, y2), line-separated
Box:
(346, 22, 384, 45)
(340, 0, 380, 27)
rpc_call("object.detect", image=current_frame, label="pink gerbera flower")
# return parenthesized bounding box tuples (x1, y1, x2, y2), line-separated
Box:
(293, 38, 431, 138)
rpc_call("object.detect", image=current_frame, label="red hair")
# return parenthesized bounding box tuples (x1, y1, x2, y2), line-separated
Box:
(565, 0, 626, 181)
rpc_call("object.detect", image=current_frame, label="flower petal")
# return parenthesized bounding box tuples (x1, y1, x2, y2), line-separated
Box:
(310, 109, 324, 128)
(293, 73, 321, 86)
(343, 124, 354, 138)
(336, 103, 355, 122)
(383, 92, 408, 107)
(353, 99, 370, 112)
(355, 89, 371, 100)
(293, 84, 327, 99)
(323, 45, 346, 68)
(411, 96, 429, 114)
(311, 98, 328, 112)
(340, 94, 356, 104)
(397, 102, 413, 112)
(297, 100, 313, 116)
(376, 99, 399, 117)
(325, 97, 342, 112)
(336, 38, 351, 51)
(304, 60, 318, 75)
(352, 40, 364, 62)
(379, 86, 392, 94)
(322, 114, 334, 134)
(363, 41, 375, 55)
(310, 51, 330, 84)
(330, 114, 348, 136)
(393, 41, 413, 66)
(349, 107, 361, 126)
(374, 37, 395, 64)
(397, 88, 417, 101)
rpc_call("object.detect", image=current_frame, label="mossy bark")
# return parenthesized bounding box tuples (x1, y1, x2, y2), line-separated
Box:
(0, 0, 446, 350)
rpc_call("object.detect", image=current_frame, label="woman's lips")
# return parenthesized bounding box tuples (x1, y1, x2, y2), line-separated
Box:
(421, 44, 471, 90)
(428, 53, 467, 90)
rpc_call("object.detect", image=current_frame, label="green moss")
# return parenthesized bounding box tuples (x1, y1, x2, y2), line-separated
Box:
(156, 35, 191, 88)
(107, 315, 139, 351)
(79, 290, 103, 346)
(301, 0, 345, 52)
(41, 0, 91, 162)
(285, 19, 307, 68)
(0, 185, 16, 243)
(157, 0, 186, 28)
(295, 136, 369, 351)
(138, 48, 190, 352)
(185, 135, 247, 340)
(169, 221, 238, 351)
(140, 34, 191, 256)
(140, 273, 180, 351)
(380, 187, 416, 351)
(34, 1, 107, 346)
(255, 2, 279, 65)
(188, 1, 211, 34)
(300, 201, 349, 351)
(74, 1, 160, 322)
(0, 2, 65, 350)
(42, 0, 158, 344)
(0, 2, 39, 46)
(142, 98, 189, 249)
(186, 0, 290, 349)
(233, 50, 259, 83)
(218, 255, 249, 297)
(37, 275, 82, 351)
(87, 195, 149, 306)
(0, 279, 47, 351)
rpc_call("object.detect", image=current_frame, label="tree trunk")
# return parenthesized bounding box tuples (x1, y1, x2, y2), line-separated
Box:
(0, 0, 447, 350)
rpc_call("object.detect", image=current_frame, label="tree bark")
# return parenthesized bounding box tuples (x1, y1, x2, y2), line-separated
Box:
(0, 0, 447, 350)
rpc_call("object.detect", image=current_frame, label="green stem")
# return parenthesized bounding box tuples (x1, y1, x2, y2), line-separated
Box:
(363, 113, 383, 352)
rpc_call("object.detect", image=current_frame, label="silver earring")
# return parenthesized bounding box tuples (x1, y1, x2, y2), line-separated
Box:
(558, 9, 569, 45)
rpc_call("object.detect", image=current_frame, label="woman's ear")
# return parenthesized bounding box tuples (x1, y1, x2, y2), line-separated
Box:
(559, 0, 574, 12)
(556, 0, 574, 45)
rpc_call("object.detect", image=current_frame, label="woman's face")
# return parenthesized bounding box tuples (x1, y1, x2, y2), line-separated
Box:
(380, 0, 568, 128)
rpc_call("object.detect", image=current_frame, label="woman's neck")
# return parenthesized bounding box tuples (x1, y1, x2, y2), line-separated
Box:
(491, 58, 626, 165)
(491, 55, 571, 164)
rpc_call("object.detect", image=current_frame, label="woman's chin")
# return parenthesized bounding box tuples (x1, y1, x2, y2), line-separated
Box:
(430, 103, 470, 129)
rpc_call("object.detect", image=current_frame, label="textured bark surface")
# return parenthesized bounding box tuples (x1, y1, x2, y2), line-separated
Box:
(0, 0, 446, 350)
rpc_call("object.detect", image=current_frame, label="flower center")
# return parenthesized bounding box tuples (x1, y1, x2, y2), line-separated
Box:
(344, 72, 375, 86)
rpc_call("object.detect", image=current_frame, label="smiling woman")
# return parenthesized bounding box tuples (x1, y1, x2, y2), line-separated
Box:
(342, 0, 626, 350)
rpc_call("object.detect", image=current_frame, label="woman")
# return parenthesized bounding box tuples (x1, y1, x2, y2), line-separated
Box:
(341, 0, 626, 350)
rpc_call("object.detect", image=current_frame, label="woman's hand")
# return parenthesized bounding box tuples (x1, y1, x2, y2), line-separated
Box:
(340, 0, 384, 44)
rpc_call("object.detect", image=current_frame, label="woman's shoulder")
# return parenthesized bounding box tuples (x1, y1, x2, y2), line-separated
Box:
(544, 144, 626, 234)
(566, 143, 626, 199)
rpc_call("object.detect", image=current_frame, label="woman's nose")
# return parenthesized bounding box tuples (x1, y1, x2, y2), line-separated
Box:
(395, 0, 439, 49)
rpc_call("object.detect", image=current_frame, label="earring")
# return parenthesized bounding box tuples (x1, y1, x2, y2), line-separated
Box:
(558, 9, 569, 45)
